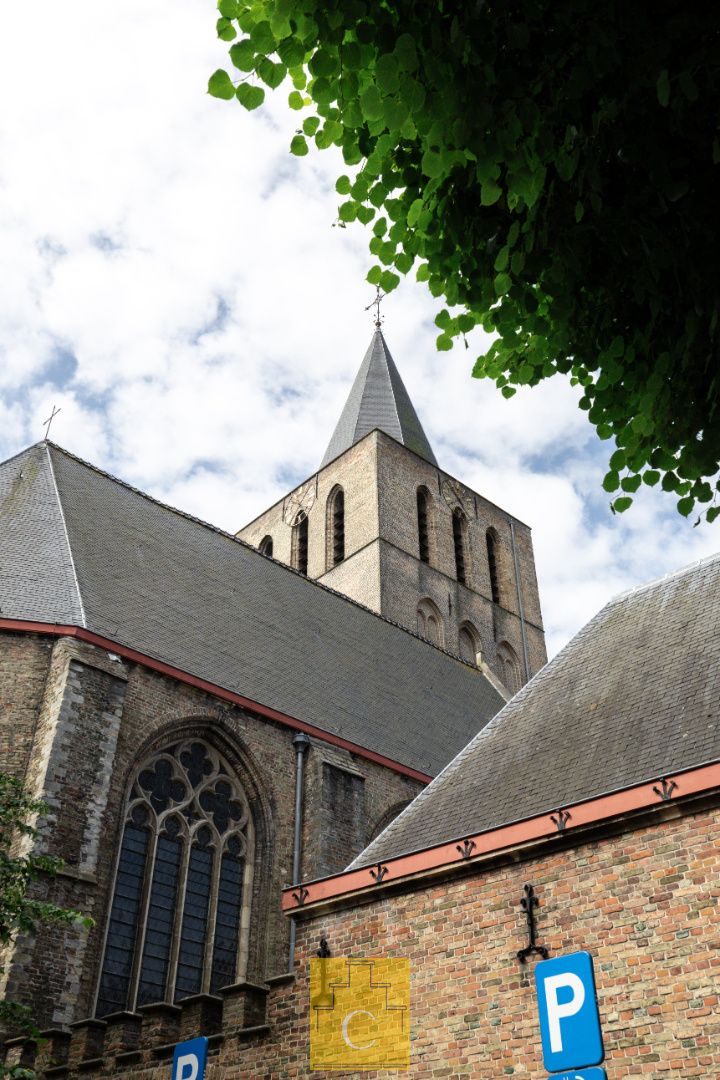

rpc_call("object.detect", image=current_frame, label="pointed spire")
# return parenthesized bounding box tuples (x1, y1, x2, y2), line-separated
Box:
(321, 330, 438, 468)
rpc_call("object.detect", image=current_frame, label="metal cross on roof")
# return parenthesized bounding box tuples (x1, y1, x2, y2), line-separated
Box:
(42, 405, 61, 440)
(365, 285, 385, 328)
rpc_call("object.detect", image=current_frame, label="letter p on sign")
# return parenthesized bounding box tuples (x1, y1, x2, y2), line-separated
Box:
(172, 1037, 208, 1080)
(534, 952, 604, 1072)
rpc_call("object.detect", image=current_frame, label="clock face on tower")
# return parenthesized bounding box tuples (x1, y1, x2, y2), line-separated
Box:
(440, 476, 474, 517)
(283, 480, 317, 526)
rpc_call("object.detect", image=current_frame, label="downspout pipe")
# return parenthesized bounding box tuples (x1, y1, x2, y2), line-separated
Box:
(510, 520, 531, 683)
(288, 732, 311, 972)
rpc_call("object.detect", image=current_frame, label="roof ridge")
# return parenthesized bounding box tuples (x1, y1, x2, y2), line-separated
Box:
(607, 548, 720, 605)
(44, 444, 87, 628)
(40, 441, 490, 674)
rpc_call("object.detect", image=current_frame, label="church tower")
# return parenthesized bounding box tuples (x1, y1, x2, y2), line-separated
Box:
(237, 330, 547, 695)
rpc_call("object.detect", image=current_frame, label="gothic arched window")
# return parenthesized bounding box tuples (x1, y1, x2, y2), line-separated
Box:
(258, 535, 273, 557)
(486, 528, 501, 604)
(292, 512, 309, 575)
(497, 641, 522, 696)
(459, 623, 481, 667)
(326, 486, 345, 568)
(452, 508, 468, 585)
(95, 741, 253, 1017)
(416, 487, 431, 564)
(417, 597, 445, 648)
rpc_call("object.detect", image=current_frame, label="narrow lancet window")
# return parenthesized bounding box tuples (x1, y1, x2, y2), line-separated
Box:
(259, 535, 273, 557)
(452, 508, 467, 585)
(486, 528, 500, 604)
(327, 487, 345, 567)
(293, 514, 309, 575)
(417, 488, 430, 563)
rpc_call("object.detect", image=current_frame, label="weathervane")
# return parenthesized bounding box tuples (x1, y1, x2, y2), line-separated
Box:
(42, 405, 61, 440)
(365, 285, 385, 329)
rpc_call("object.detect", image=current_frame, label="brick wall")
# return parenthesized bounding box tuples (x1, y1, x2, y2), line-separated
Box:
(12, 798, 718, 1078)
(237, 430, 547, 692)
(0, 632, 53, 779)
(236, 437, 380, 580)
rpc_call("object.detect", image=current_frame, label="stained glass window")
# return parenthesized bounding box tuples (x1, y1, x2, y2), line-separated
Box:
(95, 741, 252, 1016)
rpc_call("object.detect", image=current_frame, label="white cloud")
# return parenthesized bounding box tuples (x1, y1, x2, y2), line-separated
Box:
(0, 0, 717, 662)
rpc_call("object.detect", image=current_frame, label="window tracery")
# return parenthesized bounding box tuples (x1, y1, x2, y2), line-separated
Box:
(96, 740, 253, 1017)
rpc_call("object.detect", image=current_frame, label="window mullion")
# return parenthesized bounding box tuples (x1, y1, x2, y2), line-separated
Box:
(128, 823, 159, 1012)
(202, 843, 223, 994)
(236, 831, 255, 984)
(166, 835, 191, 1003)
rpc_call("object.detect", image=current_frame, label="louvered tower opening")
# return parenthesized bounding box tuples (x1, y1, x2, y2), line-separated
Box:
(452, 508, 467, 585)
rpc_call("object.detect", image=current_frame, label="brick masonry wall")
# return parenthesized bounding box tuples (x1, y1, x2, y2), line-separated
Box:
(236, 437, 380, 581)
(0, 631, 424, 1032)
(16, 799, 719, 1078)
(375, 435, 547, 683)
(320, 541, 382, 612)
(0, 631, 53, 779)
(237, 430, 547, 692)
(302, 740, 422, 879)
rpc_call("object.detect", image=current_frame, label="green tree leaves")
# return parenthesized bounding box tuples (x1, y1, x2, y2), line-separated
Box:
(211, 0, 720, 522)
(236, 83, 265, 109)
(208, 68, 235, 99)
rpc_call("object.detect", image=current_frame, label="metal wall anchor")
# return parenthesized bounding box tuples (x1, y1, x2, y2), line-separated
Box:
(653, 777, 677, 801)
(517, 884, 549, 963)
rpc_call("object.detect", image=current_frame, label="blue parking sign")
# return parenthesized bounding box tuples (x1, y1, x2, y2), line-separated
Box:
(534, 952, 604, 1071)
(172, 1036, 208, 1080)
(552, 1070, 607, 1080)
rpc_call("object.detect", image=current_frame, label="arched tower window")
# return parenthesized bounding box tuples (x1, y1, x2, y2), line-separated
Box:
(458, 623, 482, 667)
(326, 486, 345, 568)
(497, 641, 522, 696)
(452, 508, 468, 585)
(416, 597, 445, 648)
(486, 528, 501, 604)
(292, 512, 309, 575)
(95, 740, 253, 1016)
(258, 535, 273, 557)
(416, 487, 431, 564)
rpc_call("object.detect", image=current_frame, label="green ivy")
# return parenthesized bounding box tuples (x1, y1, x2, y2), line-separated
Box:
(210, 0, 720, 521)
(0, 774, 92, 1077)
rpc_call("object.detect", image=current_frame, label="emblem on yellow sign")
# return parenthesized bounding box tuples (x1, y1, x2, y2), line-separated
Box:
(309, 957, 410, 1070)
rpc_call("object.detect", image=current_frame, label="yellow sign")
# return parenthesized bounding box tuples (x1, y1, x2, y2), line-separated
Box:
(309, 957, 410, 1070)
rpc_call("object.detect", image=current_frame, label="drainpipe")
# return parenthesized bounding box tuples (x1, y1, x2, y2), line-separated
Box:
(509, 519, 531, 683)
(288, 732, 310, 972)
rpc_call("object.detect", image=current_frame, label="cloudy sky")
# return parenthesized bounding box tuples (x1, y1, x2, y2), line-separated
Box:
(1, 1, 716, 658)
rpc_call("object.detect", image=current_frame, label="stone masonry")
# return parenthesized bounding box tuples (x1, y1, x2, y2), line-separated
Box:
(0, 629, 423, 1032)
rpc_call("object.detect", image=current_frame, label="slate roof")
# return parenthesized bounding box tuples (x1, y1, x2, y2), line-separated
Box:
(352, 553, 720, 865)
(321, 330, 438, 467)
(0, 442, 505, 776)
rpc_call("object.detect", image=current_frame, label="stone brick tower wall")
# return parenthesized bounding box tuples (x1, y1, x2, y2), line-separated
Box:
(238, 429, 546, 693)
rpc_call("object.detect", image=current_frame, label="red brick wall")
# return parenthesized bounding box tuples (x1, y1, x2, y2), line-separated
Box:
(10, 798, 718, 1077)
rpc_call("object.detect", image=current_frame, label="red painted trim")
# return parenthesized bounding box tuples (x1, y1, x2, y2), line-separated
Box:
(281, 759, 720, 911)
(0, 618, 432, 784)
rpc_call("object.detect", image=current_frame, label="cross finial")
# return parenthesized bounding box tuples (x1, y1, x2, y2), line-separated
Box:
(42, 405, 61, 441)
(365, 285, 385, 329)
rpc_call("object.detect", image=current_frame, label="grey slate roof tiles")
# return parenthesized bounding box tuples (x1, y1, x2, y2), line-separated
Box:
(351, 552, 720, 866)
(0, 442, 505, 777)
(321, 330, 438, 467)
